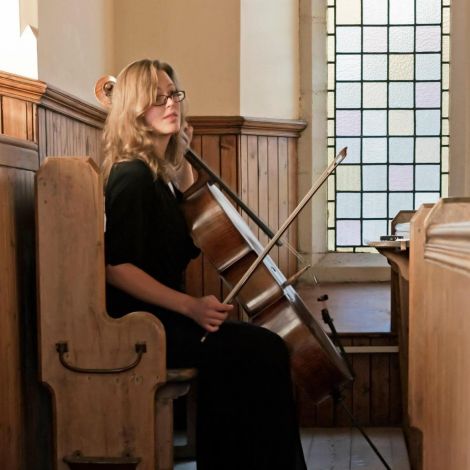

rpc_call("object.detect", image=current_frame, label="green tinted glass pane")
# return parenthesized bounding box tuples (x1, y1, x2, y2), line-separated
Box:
(389, 55, 415, 80)
(441, 176, 448, 197)
(442, 147, 449, 172)
(336, 165, 361, 191)
(389, 110, 414, 135)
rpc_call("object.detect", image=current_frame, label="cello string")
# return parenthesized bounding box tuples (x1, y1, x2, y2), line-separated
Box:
(277, 236, 320, 287)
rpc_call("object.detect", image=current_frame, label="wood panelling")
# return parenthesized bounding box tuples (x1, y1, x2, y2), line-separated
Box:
(297, 334, 401, 427)
(186, 117, 306, 316)
(0, 71, 105, 470)
(0, 135, 39, 171)
(0, 167, 25, 470)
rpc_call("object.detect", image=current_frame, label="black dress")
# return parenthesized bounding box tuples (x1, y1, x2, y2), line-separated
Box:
(105, 159, 307, 470)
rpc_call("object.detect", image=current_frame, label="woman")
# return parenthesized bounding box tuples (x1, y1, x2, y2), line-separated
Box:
(103, 58, 307, 470)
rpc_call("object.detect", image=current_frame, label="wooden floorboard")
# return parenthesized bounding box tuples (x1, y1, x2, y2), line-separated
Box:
(175, 427, 410, 470)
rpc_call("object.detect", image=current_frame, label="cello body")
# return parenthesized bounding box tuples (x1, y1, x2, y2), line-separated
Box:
(183, 177, 353, 403)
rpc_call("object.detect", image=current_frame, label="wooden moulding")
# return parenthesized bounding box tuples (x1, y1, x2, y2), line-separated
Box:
(424, 198, 470, 275)
(188, 115, 307, 137)
(0, 71, 106, 130)
(0, 134, 39, 171)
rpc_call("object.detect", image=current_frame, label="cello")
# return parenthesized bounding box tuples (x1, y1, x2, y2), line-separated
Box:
(95, 76, 353, 404)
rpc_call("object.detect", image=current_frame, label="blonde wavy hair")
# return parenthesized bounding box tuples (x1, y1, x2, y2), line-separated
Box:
(101, 59, 186, 185)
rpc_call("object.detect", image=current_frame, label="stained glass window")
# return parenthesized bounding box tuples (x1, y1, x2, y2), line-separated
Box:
(327, 0, 450, 251)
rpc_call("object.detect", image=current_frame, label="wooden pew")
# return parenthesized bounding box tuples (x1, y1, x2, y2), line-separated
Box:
(408, 198, 470, 469)
(36, 156, 194, 470)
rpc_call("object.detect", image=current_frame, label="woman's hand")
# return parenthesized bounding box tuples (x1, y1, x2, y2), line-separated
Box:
(187, 295, 233, 332)
(173, 121, 195, 192)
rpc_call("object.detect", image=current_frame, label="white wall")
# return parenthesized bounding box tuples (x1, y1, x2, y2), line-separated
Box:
(114, 0, 241, 116)
(37, 0, 114, 105)
(240, 0, 300, 118)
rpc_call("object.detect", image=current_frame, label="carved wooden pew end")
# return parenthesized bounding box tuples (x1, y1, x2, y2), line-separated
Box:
(36, 157, 196, 470)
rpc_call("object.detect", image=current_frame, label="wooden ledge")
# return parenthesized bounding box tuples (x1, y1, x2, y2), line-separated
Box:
(0, 70, 106, 129)
(188, 115, 308, 137)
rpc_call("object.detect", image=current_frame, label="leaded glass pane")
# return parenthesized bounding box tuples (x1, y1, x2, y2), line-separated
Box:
(415, 192, 440, 208)
(336, 0, 361, 24)
(389, 110, 414, 135)
(416, 137, 440, 162)
(389, 165, 413, 191)
(416, 54, 441, 80)
(417, 0, 441, 23)
(389, 55, 414, 80)
(337, 27, 362, 52)
(363, 55, 388, 80)
(389, 193, 413, 218)
(363, 138, 387, 163)
(337, 193, 361, 218)
(389, 137, 414, 163)
(416, 110, 440, 135)
(363, 0, 387, 24)
(363, 220, 388, 245)
(363, 83, 387, 108)
(363, 27, 388, 53)
(336, 110, 361, 135)
(327, 0, 449, 251)
(363, 110, 387, 135)
(336, 138, 361, 164)
(337, 220, 361, 246)
(389, 82, 414, 108)
(415, 165, 440, 190)
(390, 27, 414, 53)
(336, 165, 361, 191)
(363, 165, 387, 191)
(415, 82, 441, 108)
(416, 26, 441, 52)
(363, 193, 387, 218)
(336, 83, 361, 108)
(337, 55, 361, 80)
(390, 0, 414, 24)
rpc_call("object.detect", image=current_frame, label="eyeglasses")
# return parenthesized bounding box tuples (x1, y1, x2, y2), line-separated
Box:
(154, 90, 186, 106)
